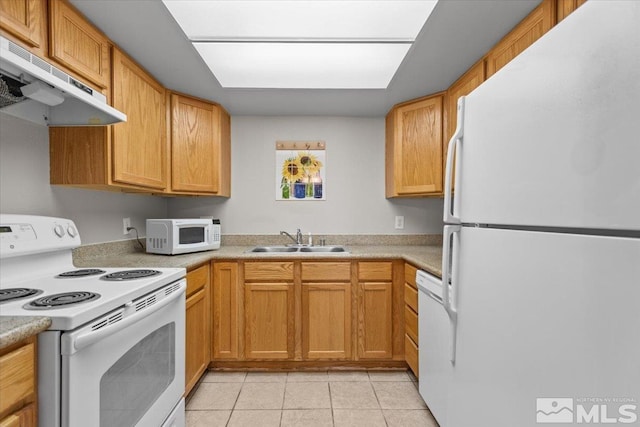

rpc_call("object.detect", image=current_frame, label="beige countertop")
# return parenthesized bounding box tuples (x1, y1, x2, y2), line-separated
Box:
(0, 316, 51, 350)
(74, 244, 443, 278)
(0, 242, 442, 348)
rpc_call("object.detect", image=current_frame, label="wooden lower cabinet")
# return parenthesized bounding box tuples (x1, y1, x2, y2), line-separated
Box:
(0, 337, 37, 425)
(212, 262, 239, 360)
(243, 261, 295, 360)
(357, 262, 395, 359)
(185, 264, 210, 395)
(0, 403, 35, 427)
(302, 282, 352, 360)
(404, 334, 419, 377)
(244, 282, 295, 359)
(209, 260, 405, 368)
(404, 263, 420, 377)
(358, 282, 393, 359)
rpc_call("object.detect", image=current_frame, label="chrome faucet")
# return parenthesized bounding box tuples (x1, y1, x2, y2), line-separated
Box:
(280, 228, 303, 245)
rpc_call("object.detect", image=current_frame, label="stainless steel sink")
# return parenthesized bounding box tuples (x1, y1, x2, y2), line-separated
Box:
(299, 246, 347, 253)
(246, 245, 348, 254)
(248, 246, 298, 253)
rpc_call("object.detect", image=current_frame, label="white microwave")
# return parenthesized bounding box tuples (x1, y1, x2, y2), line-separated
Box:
(146, 218, 220, 255)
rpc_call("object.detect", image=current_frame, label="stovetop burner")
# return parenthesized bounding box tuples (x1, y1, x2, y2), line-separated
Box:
(101, 269, 161, 281)
(56, 269, 107, 278)
(0, 288, 43, 303)
(24, 291, 101, 309)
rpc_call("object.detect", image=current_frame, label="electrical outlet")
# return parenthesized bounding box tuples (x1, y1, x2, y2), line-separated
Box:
(123, 217, 131, 235)
(395, 216, 405, 229)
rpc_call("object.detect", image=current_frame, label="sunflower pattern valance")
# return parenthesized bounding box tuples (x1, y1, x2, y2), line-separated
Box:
(276, 141, 326, 201)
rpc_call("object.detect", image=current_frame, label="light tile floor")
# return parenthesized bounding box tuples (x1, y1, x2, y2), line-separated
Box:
(186, 370, 440, 427)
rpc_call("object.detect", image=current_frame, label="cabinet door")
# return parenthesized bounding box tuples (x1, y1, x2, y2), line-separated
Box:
(212, 262, 239, 360)
(171, 94, 220, 194)
(0, 0, 46, 54)
(185, 288, 208, 394)
(557, 0, 587, 23)
(48, 0, 110, 89)
(0, 403, 36, 427)
(485, 0, 555, 78)
(0, 338, 35, 422)
(386, 95, 443, 196)
(245, 282, 295, 359)
(111, 47, 167, 190)
(445, 60, 485, 191)
(302, 283, 351, 360)
(358, 282, 393, 359)
(185, 265, 210, 395)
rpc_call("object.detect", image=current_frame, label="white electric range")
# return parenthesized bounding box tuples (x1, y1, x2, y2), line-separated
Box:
(0, 214, 187, 427)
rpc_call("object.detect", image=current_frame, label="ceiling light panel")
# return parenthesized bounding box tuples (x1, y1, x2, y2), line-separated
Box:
(194, 42, 411, 89)
(163, 0, 438, 89)
(163, 1, 438, 41)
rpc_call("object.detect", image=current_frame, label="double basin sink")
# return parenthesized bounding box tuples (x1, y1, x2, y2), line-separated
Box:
(247, 245, 348, 254)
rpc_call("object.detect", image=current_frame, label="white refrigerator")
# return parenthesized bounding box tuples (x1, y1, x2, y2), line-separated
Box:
(420, 2, 640, 426)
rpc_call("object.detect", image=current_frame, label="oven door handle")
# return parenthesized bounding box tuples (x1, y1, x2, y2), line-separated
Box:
(65, 281, 186, 354)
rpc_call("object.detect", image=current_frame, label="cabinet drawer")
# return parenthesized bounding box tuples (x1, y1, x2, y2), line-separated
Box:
(301, 262, 350, 281)
(404, 263, 417, 289)
(186, 264, 208, 298)
(358, 262, 392, 281)
(404, 305, 418, 344)
(405, 334, 419, 378)
(245, 262, 294, 281)
(404, 283, 418, 313)
(0, 402, 36, 427)
(0, 341, 35, 416)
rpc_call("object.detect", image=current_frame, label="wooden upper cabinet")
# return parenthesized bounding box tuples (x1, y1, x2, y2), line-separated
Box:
(0, 0, 46, 56)
(170, 93, 231, 196)
(111, 47, 167, 190)
(444, 60, 485, 191)
(485, 0, 555, 78)
(386, 93, 444, 197)
(48, 0, 111, 90)
(556, 0, 587, 23)
(445, 60, 485, 150)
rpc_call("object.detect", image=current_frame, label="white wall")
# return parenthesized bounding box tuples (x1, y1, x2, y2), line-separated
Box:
(168, 116, 443, 235)
(0, 114, 168, 244)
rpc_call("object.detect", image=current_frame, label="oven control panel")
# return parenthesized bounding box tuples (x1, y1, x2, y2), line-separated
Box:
(0, 214, 81, 258)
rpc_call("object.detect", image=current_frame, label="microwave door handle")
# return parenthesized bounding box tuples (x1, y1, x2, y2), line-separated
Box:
(64, 281, 186, 355)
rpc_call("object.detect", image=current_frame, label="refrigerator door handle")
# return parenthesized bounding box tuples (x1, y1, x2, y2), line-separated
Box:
(443, 96, 465, 225)
(442, 224, 460, 363)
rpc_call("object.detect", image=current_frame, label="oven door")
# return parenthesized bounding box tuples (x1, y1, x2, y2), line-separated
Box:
(60, 280, 186, 427)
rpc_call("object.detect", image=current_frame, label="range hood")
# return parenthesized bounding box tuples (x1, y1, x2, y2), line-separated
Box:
(0, 36, 126, 126)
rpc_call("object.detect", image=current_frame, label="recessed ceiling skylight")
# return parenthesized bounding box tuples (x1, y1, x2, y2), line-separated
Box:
(163, 1, 438, 89)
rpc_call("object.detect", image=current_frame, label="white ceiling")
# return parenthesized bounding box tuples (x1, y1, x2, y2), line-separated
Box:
(69, 0, 541, 117)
